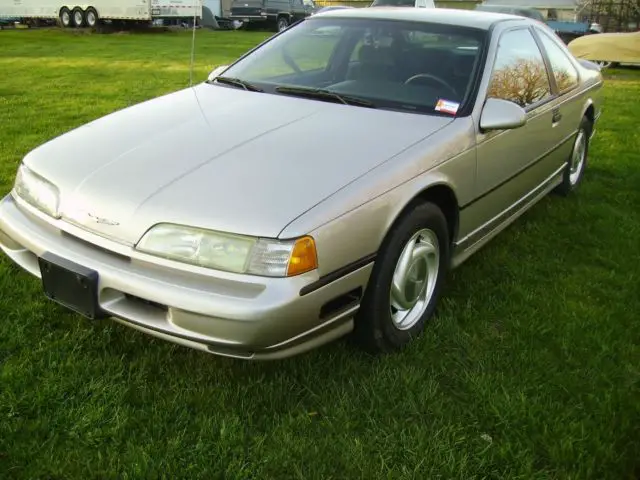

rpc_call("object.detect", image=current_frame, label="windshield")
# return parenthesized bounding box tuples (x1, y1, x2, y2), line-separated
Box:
(216, 18, 486, 116)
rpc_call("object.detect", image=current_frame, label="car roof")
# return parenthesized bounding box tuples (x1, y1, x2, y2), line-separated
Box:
(312, 6, 529, 30)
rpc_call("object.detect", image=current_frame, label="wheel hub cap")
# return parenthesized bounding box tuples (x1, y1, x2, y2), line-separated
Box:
(570, 130, 586, 185)
(390, 229, 440, 330)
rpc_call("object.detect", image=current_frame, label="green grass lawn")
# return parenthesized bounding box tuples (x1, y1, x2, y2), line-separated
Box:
(1, 28, 639, 479)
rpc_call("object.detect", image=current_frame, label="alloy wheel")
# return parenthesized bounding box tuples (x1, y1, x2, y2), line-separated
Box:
(389, 228, 440, 330)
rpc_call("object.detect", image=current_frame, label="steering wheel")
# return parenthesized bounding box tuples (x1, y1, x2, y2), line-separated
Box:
(404, 73, 458, 99)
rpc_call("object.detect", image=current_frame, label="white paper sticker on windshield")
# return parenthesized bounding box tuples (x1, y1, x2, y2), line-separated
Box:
(435, 99, 459, 115)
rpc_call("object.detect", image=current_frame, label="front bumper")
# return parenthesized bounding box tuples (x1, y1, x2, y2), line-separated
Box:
(0, 194, 373, 359)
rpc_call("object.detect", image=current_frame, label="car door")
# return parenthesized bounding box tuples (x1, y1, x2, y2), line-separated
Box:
(470, 26, 559, 238)
(532, 26, 584, 168)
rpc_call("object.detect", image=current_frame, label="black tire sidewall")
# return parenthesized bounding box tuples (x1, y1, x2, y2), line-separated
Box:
(277, 17, 289, 31)
(85, 8, 98, 28)
(60, 8, 71, 27)
(560, 115, 591, 194)
(356, 202, 450, 352)
(72, 8, 84, 27)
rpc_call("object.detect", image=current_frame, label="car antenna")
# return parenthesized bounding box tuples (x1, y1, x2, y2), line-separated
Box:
(189, 0, 198, 87)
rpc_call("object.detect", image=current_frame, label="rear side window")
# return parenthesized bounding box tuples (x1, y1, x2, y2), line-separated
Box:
(488, 28, 552, 108)
(536, 29, 580, 93)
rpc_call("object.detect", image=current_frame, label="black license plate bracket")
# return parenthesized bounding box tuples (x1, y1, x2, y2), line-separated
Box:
(38, 253, 106, 319)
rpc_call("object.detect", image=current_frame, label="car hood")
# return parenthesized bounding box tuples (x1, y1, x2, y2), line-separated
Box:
(23, 83, 453, 244)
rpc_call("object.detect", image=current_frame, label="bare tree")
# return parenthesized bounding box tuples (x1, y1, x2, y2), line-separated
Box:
(488, 58, 550, 107)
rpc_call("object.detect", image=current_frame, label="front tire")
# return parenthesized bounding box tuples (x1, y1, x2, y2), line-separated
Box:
(354, 202, 450, 354)
(555, 115, 592, 196)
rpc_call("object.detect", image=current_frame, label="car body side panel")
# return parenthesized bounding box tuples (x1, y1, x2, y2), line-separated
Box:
(457, 24, 560, 246)
(472, 102, 559, 223)
(455, 137, 566, 253)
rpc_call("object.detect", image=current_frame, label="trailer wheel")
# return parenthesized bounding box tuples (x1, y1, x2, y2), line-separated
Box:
(59, 7, 72, 28)
(72, 7, 85, 27)
(85, 7, 99, 28)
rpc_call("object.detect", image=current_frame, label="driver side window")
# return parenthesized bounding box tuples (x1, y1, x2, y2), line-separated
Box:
(488, 28, 552, 108)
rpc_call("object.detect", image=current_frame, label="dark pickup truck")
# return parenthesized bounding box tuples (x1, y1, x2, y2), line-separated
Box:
(230, 0, 316, 32)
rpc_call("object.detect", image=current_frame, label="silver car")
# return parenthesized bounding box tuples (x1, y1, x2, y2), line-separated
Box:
(0, 8, 603, 359)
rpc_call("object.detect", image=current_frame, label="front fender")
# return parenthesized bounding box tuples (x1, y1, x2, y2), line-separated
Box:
(281, 120, 476, 276)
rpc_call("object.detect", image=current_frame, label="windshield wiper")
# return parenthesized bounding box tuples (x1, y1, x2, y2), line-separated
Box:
(212, 76, 263, 92)
(275, 86, 376, 108)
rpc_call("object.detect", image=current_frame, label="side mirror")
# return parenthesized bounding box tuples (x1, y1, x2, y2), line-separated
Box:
(207, 65, 229, 82)
(480, 98, 527, 131)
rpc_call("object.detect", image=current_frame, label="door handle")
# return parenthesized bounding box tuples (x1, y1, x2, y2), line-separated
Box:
(552, 107, 562, 123)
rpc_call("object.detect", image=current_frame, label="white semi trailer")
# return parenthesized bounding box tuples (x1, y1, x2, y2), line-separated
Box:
(0, 0, 202, 27)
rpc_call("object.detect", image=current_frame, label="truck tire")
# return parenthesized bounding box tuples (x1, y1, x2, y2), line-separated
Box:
(59, 7, 72, 28)
(276, 15, 289, 32)
(85, 7, 99, 28)
(72, 7, 85, 27)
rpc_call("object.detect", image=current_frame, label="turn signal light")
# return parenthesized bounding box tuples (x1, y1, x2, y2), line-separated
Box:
(287, 236, 318, 276)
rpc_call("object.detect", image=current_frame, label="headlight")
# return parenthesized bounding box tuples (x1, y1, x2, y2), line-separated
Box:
(13, 164, 60, 218)
(136, 223, 317, 277)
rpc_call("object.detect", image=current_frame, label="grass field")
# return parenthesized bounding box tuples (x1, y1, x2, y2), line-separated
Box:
(1, 28, 639, 479)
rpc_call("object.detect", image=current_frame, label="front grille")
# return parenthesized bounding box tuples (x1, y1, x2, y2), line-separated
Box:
(61, 230, 131, 263)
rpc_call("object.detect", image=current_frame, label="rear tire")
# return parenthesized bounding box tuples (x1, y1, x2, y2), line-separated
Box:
(354, 202, 450, 354)
(59, 7, 72, 28)
(85, 7, 99, 28)
(72, 7, 85, 27)
(276, 15, 289, 32)
(555, 115, 592, 196)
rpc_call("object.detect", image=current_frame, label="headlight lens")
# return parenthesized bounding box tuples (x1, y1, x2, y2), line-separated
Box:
(136, 223, 317, 277)
(13, 164, 60, 218)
